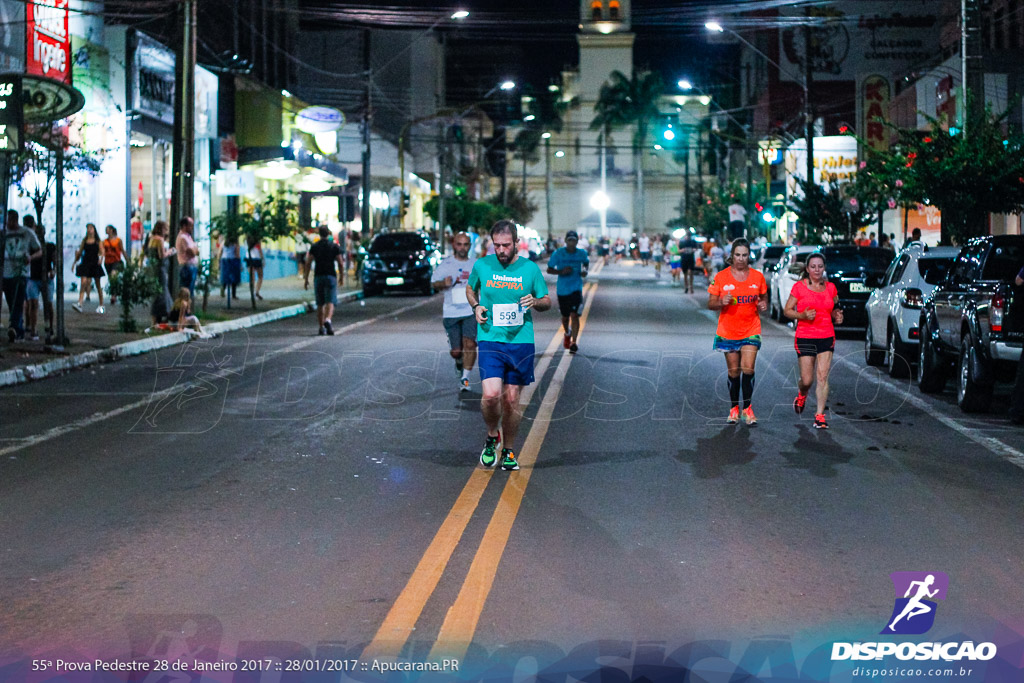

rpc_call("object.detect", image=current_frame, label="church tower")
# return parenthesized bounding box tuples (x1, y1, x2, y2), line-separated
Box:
(577, 0, 634, 101)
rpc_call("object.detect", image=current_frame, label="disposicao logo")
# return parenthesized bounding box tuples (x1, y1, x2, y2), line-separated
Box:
(882, 571, 947, 635)
(831, 572, 998, 663)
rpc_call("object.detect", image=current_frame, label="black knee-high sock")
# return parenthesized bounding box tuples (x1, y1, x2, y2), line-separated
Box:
(741, 372, 755, 409)
(728, 374, 741, 409)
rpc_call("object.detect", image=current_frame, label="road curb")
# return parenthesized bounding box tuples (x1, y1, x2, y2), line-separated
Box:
(0, 290, 362, 388)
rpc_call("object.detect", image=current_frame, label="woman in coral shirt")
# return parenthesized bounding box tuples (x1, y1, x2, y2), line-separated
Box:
(784, 251, 844, 429)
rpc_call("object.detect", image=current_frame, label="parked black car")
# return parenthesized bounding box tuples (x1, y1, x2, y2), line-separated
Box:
(917, 235, 1024, 412)
(361, 231, 441, 297)
(821, 245, 893, 329)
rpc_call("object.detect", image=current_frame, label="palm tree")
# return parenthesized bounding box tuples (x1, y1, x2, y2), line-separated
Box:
(521, 90, 568, 239)
(591, 70, 664, 234)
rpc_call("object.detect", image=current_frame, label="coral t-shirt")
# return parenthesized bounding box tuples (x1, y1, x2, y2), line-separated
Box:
(791, 280, 838, 338)
(708, 268, 767, 340)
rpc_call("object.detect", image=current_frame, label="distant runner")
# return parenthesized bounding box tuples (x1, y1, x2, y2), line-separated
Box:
(432, 231, 478, 392)
(707, 239, 768, 425)
(467, 220, 551, 471)
(546, 229, 589, 355)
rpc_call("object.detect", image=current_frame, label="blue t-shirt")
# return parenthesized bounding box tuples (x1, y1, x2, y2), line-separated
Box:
(548, 246, 589, 295)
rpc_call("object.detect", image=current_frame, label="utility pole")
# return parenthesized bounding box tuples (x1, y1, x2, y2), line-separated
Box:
(170, 0, 197, 285)
(962, 0, 984, 135)
(803, 22, 815, 187)
(438, 123, 447, 248)
(361, 29, 373, 236)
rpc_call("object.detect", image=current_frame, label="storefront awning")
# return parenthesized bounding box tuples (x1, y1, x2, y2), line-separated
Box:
(239, 146, 348, 184)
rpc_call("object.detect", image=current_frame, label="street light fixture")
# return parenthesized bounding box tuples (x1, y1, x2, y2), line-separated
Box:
(541, 132, 551, 139)
(677, 79, 693, 91)
(705, 19, 815, 188)
(451, 10, 469, 19)
(500, 80, 516, 91)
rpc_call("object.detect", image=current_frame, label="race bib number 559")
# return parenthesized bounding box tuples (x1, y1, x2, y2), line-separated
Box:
(492, 303, 524, 327)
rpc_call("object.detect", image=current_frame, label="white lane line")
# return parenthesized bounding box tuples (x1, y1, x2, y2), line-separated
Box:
(833, 354, 1024, 469)
(0, 297, 438, 458)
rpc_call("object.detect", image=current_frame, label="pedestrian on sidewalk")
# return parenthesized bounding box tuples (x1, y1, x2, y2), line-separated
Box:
(2, 210, 42, 341)
(102, 225, 126, 304)
(305, 226, 344, 335)
(784, 251, 843, 429)
(147, 220, 175, 323)
(73, 223, 106, 314)
(295, 228, 313, 288)
(219, 235, 241, 302)
(25, 220, 55, 341)
(547, 229, 589, 355)
(432, 231, 477, 391)
(175, 216, 199, 298)
(246, 235, 264, 300)
(467, 219, 551, 471)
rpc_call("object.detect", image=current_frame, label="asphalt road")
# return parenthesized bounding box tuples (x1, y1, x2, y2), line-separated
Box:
(1, 258, 1022, 682)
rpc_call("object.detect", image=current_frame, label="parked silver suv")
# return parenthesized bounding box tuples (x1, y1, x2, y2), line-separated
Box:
(864, 243, 958, 377)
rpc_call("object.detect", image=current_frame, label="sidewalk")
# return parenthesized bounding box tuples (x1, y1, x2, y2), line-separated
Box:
(0, 271, 361, 385)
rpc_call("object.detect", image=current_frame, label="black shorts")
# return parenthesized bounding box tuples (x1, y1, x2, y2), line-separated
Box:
(795, 336, 835, 357)
(557, 290, 584, 317)
(680, 253, 696, 271)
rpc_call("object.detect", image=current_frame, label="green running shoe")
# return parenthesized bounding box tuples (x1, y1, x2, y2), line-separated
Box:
(480, 435, 500, 467)
(500, 448, 520, 471)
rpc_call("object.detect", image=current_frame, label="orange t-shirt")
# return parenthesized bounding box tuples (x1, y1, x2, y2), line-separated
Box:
(707, 267, 767, 339)
(102, 237, 124, 264)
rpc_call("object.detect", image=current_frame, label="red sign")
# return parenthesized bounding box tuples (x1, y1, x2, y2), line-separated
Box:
(862, 75, 890, 152)
(27, 0, 71, 85)
(137, 181, 144, 210)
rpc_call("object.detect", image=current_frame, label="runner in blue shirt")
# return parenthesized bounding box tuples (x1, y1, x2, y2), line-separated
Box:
(546, 230, 589, 354)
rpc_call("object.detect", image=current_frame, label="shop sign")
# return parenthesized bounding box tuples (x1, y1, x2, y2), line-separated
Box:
(215, 170, 256, 196)
(862, 75, 890, 152)
(22, 74, 85, 123)
(26, 0, 70, 85)
(295, 106, 345, 134)
(132, 33, 175, 125)
(0, 74, 22, 152)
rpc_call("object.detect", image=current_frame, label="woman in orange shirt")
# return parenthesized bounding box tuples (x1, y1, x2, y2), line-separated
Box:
(102, 225, 126, 304)
(707, 239, 769, 425)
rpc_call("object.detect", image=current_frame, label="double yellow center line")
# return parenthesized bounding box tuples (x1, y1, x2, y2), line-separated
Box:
(363, 262, 602, 661)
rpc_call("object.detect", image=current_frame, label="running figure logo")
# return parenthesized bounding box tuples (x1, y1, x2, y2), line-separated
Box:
(881, 571, 949, 635)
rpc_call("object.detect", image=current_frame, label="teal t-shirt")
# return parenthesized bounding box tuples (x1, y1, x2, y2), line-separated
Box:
(469, 254, 548, 344)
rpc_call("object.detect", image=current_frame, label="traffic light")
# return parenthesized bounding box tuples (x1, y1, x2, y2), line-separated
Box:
(659, 114, 679, 147)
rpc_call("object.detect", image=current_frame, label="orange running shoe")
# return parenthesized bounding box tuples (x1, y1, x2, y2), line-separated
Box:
(727, 406, 740, 424)
(813, 413, 829, 429)
(742, 406, 757, 425)
(793, 393, 807, 414)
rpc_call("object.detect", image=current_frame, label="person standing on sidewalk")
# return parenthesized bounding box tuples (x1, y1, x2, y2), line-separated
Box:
(175, 216, 199, 298)
(147, 220, 176, 323)
(467, 219, 551, 471)
(431, 231, 477, 391)
(246, 235, 264, 300)
(25, 220, 55, 341)
(2, 210, 42, 341)
(304, 226, 345, 335)
(73, 223, 106, 314)
(546, 229, 589, 355)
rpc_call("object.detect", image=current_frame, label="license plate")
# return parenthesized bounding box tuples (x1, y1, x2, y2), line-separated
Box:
(386, 277, 405, 286)
(849, 282, 871, 293)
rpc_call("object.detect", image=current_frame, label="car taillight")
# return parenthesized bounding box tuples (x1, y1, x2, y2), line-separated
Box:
(901, 288, 924, 308)
(991, 293, 1005, 332)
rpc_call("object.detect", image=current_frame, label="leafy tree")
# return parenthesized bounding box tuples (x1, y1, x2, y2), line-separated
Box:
(107, 257, 161, 333)
(10, 126, 103, 226)
(591, 69, 665, 233)
(519, 89, 568, 238)
(790, 179, 876, 244)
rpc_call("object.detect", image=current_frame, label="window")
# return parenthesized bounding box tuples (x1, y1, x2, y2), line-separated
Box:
(982, 243, 1024, 280)
(609, 0, 620, 20)
(885, 254, 908, 286)
(591, 0, 603, 21)
(918, 257, 954, 286)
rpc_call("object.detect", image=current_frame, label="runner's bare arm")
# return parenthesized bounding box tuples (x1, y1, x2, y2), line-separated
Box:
(519, 293, 551, 312)
(783, 294, 807, 320)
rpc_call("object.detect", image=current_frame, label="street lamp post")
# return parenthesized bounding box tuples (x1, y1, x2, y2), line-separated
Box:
(706, 21, 815, 187)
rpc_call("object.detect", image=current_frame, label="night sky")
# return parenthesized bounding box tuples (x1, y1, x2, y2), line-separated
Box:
(297, 0, 760, 104)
